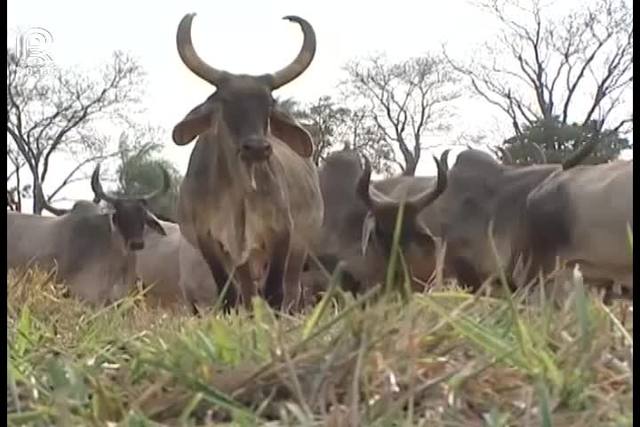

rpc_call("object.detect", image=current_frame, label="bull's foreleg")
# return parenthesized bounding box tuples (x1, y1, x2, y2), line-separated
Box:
(263, 232, 291, 310)
(235, 263, 258, 311)
(282, 249, 307, 313)
(196, 233, 238, 314)
(450, 256, 483, 292)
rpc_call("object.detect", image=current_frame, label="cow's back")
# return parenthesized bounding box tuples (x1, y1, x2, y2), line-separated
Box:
(7, 212, 59, 271)
(8, 211, 135, 304)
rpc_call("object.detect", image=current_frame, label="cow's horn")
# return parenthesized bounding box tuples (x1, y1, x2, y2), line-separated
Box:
(269, 16, 316, 89)
(140, 166, 172, 202)
(91, 163, 118, 205)
(562, 132, 599, 170)
(176, 13, 230, 86)
(36, 185, 69, 216)
(407, 152, 448, 212)
(356, 155, 396, 211)
(497, 147, 513, 165)
(439, 148, 451, 171)
(356, 155, 374, 208)
(529, 142, 547, 164)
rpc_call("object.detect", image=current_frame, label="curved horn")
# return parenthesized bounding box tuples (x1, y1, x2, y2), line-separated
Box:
(41, 202, 70, 217)
(176, 13, 231, 86)
(406, 153, 448, 212)
(562, 134, 599, 170)
(36, 185, 69, 216)
(497, 147, 513, 165)
(356, 155, 374, 209)
(440, 148, 451, 171)
(91, 163, 118, 205)
(139, 166, 172, 202)
(529, 142, 547, 164)
(355, 155, 397, 211)
(269, 16, 317, 89)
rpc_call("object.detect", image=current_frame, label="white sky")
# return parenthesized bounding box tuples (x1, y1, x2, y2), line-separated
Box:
(7, 0, 633, 211)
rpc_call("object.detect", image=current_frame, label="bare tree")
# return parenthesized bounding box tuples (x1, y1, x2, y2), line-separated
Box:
(6, 49, 146, 213)
(278, 95, 397, 174)
(7, 140, 26, 211)
(444, 0, 632, 138)
(343, 54, 461, 175)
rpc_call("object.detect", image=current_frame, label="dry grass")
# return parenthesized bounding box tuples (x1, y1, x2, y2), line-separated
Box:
(7, 262, 633, 426)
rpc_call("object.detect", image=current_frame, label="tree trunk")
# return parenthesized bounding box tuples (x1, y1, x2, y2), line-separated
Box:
(403, 158, 417, 176)
(32, 180, 43, 215)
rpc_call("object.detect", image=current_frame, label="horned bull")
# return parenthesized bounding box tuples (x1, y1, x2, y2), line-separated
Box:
(171, 13, 323, 312)
(7, 164, 169, 304)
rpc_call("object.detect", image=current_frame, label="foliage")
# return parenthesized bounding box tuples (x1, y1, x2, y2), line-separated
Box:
(502, 116, 631, 164)
(445, 0, 633, 144)
(115, 125, 182, 222)
(7, 263, 632, 425)
(6, 48, 146, 213)
(343, 54, 461, 175)
(278, 96, 396, 175)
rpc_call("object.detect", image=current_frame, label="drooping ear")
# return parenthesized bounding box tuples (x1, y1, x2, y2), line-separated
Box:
(172, 97, 218, 146)
(145, 210, 167, 236)
(269, 109, 314, 158)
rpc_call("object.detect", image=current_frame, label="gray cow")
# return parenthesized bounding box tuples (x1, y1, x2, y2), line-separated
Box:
(525, 158, 633, 296)
(305, 149, 448, 299)
(7, 164, 169, 305)
(136, 219, 217, 311)
(171, 13, 323, 312)
(426, 139, 601, 292)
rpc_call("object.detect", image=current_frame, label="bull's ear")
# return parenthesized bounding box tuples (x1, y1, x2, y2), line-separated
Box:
(361, 212, 376, 256)
(145, 211, 167, 236)
(269, 109, 314, 158)
(172, 99, 218, 146)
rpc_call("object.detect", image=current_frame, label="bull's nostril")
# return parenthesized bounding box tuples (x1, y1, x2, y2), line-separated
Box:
(241, 141, 272, 160)
(130, 241, 144, 251)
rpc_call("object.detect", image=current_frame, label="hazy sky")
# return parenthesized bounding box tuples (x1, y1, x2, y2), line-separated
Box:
(7, 0, 633, 210)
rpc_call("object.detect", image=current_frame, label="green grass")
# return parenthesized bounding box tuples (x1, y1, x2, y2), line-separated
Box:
(7, 213, 634, 426)
(7, 260, 633, 426)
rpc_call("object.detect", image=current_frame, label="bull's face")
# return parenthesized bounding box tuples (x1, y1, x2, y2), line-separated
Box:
(357, 152, 449, 283)
(91, 164, 169, 252)
(109, 199, 166, 251)
(171, 14, 316, 164)
(218, 82, 275, 163)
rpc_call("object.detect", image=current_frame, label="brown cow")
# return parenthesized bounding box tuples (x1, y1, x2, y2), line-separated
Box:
(171, 13, 323, 312)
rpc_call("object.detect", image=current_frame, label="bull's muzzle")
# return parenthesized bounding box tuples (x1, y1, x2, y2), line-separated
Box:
(240, 138, 273, 162)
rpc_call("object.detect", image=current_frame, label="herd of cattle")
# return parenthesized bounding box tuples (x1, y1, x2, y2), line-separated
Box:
(6, 14, 633, 314)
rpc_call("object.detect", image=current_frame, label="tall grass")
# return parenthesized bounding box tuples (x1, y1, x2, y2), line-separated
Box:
(7, 215, 633, 425)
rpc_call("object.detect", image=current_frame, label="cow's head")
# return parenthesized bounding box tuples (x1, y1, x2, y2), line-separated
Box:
(355, 151, 449, 282)
(172, 13, 316, 164)
(91, 164, 169, 251)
